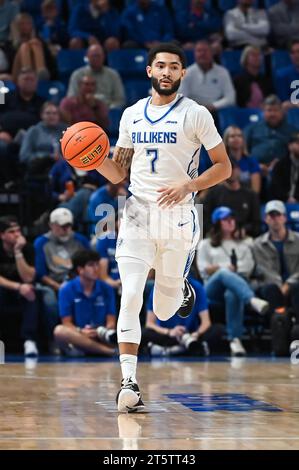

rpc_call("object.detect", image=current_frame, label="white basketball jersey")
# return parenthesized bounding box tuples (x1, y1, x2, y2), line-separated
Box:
(116, 93, 222, 204)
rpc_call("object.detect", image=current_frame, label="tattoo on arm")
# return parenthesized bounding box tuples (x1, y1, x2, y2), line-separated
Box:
(113, 147, 134, 170)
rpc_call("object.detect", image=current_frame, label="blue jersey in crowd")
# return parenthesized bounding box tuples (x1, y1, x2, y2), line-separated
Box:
(58, 276, 116, 328)
(96, 233, 119, 281)
(146, 277, 208, 333)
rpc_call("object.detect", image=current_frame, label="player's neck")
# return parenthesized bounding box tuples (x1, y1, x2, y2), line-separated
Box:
(150, 90, 178, 106)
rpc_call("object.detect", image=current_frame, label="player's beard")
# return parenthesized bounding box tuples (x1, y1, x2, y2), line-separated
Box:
(151, 77, 181, 96)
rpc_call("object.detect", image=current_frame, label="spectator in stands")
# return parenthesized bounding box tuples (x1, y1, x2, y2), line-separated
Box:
(49, 158, 76, 206)
(275, 40, 299, 108)
(197, 206, 269, 356)
(19, 102, 66, 172)
(54, 249, 116, 356)
(88, 180, 127, 235)
(179, 40, 235, 113)
(245, 95, 298, 174)
(234, 46, 273, 109)
(0, 68, 44, 138)
(121, 0, 174, 49)
(174, 0, 222, 48)
(38, 0, 69, 50)
(252, 200, 299, 324)
(96, 215, 121, 291)
(143, 276, 223, 356)
(268, 0, 299, 48)
(223, 125, 261, 194)
(203, 163, 261, 237)
(67, 44, 125, 109)
(0, 215, 38, 356)
(269, 132, 299, 203)
(34, 208, 90, 293)
(10, 13, 57, 81)
(224, 0, 270, 48)
(0, 0, 19, 43)
(68, 0, 120, 52)
(59, 73, 109, 129)
(60, 171, 106, 229)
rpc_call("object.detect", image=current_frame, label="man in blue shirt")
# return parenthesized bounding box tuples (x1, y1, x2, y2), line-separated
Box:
(142, 277, 223, 356)
(121, 0, 174, 49)
(55, 249, 116, 356)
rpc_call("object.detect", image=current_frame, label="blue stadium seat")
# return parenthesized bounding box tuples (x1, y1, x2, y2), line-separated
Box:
(218, 106, 263, 134)
(184, 49, 195, 66)
(57, 48, 87, 83)
(271, 50, 291, 75)
(108, 108, 122, 140)
(287, 108, 299, 128)
(107, 49, 148, 79)
(218, 0, 258, 10)
(37, 80, 66, 103)
(3, 80, 16, 92)
(124, 79, 151, 106)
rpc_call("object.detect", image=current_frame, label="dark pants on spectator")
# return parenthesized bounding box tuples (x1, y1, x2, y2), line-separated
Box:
(257, 283, 299, 322)
(0, 287, 38, 341)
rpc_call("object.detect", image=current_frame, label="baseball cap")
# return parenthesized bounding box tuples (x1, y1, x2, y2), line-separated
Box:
(264, 200, 286, 215)
(211, 206, 234, 224)
(0, 215, 19, 233)
(49, 208, 73, 226)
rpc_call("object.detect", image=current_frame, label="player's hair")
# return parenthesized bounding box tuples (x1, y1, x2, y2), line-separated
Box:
(147, 42, 186, 68)
(72, 250, 100, 273)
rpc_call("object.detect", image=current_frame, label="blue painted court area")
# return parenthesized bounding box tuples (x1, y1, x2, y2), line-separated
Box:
(166, 393, 283, 412)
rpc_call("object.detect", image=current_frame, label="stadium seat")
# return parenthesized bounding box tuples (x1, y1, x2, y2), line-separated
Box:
(57, 48, 87, 83)
(287, 108, 299, 128)
(108, 108, 122, 140)
(184, 49, 195, 66)
(271, 50, 291, 75)
(124, 79, 151, 106)
(218, 0, 258, 10)
(3, 80, 16, 92)
(37, 80, 66, 103)
(218, 106, 263, 134)
(107, 49, 148, 79)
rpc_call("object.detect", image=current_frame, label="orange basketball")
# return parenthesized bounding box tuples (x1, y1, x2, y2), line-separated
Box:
(60, 121, 110, 171)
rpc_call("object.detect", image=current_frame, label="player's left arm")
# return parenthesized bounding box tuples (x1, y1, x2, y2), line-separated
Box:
(158, 142, 231, 207)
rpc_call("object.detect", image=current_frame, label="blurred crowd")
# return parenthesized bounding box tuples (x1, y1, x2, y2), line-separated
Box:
(1, 0, 299, 358)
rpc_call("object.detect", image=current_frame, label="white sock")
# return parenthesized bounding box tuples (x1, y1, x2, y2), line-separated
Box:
(120, 354, 137, 382)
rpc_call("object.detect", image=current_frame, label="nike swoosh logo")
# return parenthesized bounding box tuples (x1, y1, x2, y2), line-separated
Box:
(178, 221, 190, 227)
(133, 119, 142, 124)
(120, 329, 132, 333)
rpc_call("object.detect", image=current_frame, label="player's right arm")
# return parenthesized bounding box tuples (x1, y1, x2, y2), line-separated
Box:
(96, 146, 134, 184)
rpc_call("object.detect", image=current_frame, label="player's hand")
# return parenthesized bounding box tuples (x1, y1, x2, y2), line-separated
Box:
(19, 284, 36, 301)
(81, 326, 98, 338)
(157, 183, 190, 207)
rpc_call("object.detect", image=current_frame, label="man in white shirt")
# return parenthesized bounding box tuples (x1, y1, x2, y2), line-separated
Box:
(224, 0, 270, 48)
(179, 40, 236, 113)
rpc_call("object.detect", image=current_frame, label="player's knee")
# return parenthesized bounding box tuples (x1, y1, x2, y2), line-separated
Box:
(54, 324, 69, 341)
(120, 286, 143, 315)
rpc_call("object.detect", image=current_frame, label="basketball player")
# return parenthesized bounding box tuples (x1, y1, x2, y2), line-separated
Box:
(97, 43, 232, 412)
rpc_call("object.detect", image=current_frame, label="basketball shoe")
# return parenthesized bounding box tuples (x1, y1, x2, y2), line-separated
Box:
(176, 278, 196, 318)
(116, 377, 145, 413)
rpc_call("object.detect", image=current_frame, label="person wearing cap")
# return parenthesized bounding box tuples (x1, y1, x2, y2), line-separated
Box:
(0, 215, 39, 356)
(54, 250, 116, 356)
(34, 208, 90, 338)
(269, 132, 299, 203)
(197, 206, 269, 356)
(252, 200, 299, 324)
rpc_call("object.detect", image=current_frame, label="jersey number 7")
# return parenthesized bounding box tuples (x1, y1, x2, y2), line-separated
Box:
(146, 149, 159, 173)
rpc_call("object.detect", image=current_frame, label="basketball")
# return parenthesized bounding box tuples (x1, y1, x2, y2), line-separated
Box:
(60, 121, 110, 171)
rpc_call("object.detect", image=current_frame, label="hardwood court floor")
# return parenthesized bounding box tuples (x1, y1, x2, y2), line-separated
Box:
(0, 357, 298, 450)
